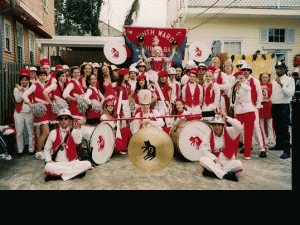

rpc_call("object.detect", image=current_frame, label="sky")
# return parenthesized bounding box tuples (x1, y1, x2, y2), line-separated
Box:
(100, 0, 167, 30)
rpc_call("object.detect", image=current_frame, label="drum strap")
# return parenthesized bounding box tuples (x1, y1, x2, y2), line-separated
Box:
(52, 128, 73, 162)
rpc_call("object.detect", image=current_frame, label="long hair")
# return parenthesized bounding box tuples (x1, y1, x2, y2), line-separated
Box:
(97, 65, 115, 95)
(80, 63, 93, 78)
(135, 78, 148, 94)
(86, 74, 97, 88)
(56, 71, 67, 95)
(103, 105, 116, 119)
(116, 75, 129, 87)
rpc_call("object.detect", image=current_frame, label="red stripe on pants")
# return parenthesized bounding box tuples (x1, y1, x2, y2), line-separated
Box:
(235, 112, 255, 158)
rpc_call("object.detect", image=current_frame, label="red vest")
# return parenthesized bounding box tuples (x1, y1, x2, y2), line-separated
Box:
(139, 109, 156, 129)
(249, 77, 258, 106)
(88, 87, 101, 101)
(114, 84, 131, 100)
(210, 128, 240, 160)
(52, 128, 78, 162)
(203, 83, 215, 106)
(33, 83, 47, 104)
(70, 80, 84, 98)
(214, 71, 225, 95)
(185, 83, 201, 107)
(52, 83, 65, 102)
(15, 88, 32, 113)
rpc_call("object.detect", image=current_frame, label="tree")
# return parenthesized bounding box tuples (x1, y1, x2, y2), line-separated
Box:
(124, 0, 140, 26)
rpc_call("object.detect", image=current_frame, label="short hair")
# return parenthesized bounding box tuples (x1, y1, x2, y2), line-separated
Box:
(70, 66, 80, 74)
(37, 70, 47, 76)
(259, 72, 271, 83)
(211, 57, 221, 64)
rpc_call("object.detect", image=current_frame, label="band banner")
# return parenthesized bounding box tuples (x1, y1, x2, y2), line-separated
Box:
(124, 26, 187, 57)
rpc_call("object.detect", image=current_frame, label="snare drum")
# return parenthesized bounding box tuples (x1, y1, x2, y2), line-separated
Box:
(89, 123, 115, 165)
(81, 125, 96, 149)
(169, 120, 212, 162)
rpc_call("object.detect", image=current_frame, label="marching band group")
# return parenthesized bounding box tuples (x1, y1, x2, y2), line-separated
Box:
(9, 32, 296, 182)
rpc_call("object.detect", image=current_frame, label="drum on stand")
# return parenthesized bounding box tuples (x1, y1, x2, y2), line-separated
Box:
(169, 120, 212, 162)
(89, 123, 115, 165)
(128, 127, 174, 174)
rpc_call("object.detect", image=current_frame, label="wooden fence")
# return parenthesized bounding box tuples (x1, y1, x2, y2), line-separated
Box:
(0, 61, 29, 125)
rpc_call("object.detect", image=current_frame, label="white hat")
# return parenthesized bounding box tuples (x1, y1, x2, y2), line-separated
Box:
(168, 67, 177, 75)
(51, 67, 56, 71)
(57, 109, 73, 120)
(138, 90, 152, 105)
(185, 61, 197, 69)
(62, 65, 69, 70)
(136, 62, 147, 68)
(92, 63, 101, 68)
(111, 65, 118, 71)
(241, 64, 253, 73)
(29, 67, 37, 71)
(211, 115, 225, 125)
(237, 60, 247, 66)
(181, 74, 190, 86)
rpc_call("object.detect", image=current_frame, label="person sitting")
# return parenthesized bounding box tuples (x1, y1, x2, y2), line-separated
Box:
(44, 109, 92, 182)
(199, 111, 243, 182)
(130, 90, 166, 135)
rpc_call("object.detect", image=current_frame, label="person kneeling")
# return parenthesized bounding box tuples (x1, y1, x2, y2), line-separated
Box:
(199, 111, 243, 182)
(44, 109, 92, 182)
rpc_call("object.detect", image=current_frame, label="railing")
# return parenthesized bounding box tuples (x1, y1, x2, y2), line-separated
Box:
(0, 61, 29, 125)
(181, 0, 300, 9)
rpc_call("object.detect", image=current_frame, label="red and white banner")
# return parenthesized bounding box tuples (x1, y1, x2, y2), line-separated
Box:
(124, 26, 187, 57)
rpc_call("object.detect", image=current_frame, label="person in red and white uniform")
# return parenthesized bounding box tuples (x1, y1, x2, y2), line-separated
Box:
(168, 67, 181, 106)
(241, 64, 267, 158)
(84, 74, 105, 121)
(44, 109, 92, 182)
(43, 71, 68, 125)
(131, 90, 166, 135)
(165, 98, 189, 128)
(259, 72, 275, 147)
(211, 57, 228, 112)
(22, 70, 51, 160)
(202, 66, 220, 121)
(199, 111, 243, 181)
(154, 70, 172, 116)
(113, 68, 133, 127)
(228, 71, 256, 160)
(182, 67, 203, 115)
(63, 66, 86, 125)
(14, 69, 34, 155)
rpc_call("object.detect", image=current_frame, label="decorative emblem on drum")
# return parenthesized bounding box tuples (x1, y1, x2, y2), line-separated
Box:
(195, 47, 202, 58)
(189, 136, 202, 150)
(142, 140, 156, 161)
(97, 135, 105, 152)
(112, 48, 119, 59)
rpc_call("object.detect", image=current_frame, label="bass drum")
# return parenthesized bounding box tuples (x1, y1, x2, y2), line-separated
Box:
(89, 123, 115, 165)
(169, 120, 212, 162)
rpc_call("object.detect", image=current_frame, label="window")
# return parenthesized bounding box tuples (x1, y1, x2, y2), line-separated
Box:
(269, 29, 285, 43)
(16, 22, 24, 63)
(260, 28, 295, 44)
(29, 30, 35, 66)
(224, 41, 242, 56)
(4, 19, 12, 52)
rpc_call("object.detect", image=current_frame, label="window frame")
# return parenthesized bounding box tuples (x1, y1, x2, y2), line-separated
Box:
(222, 39, 243, 56)
(3, 19, 12, 53)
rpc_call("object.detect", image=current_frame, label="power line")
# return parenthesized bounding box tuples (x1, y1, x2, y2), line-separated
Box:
(189, 0, 242, 31)
(184, 0, 220, 23)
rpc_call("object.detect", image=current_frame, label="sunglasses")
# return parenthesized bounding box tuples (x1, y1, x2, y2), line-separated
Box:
(107, 104, 114, 107)
(243, 69, 252, 72)
(236, 65, 243, 68)
(59, 117, 70, 121)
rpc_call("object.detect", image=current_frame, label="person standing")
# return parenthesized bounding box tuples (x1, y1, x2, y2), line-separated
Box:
(166, 36, 188, 68)
(269, 62, 295, 159)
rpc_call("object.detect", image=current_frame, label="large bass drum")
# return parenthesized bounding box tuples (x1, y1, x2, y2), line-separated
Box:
(169, 119, 212, 162)
(89, 123, 115, 165)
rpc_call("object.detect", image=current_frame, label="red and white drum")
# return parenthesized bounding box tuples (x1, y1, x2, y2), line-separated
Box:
(89, 123, 115, 165)
(169, 120, 212, 162)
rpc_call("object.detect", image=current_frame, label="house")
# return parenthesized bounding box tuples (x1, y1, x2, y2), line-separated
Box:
(1, 0, 55, 66)
(166, 0, 300, 71)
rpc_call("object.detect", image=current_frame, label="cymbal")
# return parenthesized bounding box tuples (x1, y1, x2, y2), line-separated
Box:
(128, 127, 174, 174)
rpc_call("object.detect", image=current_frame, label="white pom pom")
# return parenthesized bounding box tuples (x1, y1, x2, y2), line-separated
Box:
(52, 98, 69, 115)
(32, 103, 47, 118)
(76, 95, 89, 114)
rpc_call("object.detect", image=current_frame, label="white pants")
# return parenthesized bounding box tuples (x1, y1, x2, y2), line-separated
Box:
(44, 160, 92, 181)
(253, 109, 267, 152)
(200, 156, 243, 179)
(155, 100, 170, 116)
(121, 100, 131, 128)
(14, 111, 34, 153)
(260, 118, 275, 141)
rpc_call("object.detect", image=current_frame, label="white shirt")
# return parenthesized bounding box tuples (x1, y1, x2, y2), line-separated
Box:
(214, 69, 228, 92)
(130, 109, 165, 135)
(202, 81, 220, 111)
(246, 75, 263, 109)
(22, 80, 47, 104)
(200, 117, 243, 161)
(84, 86, 104, 105)
(228, 81, 256, 114)
(62, 78, 84, 99)
(182, 82, 203, 104)
(271, 75, 295, 104)
(14, 86, 31, 113)
(44, 127, 82, 163)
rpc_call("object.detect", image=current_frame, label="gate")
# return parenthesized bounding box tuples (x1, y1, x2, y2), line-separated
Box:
(0, 62, 29, 125)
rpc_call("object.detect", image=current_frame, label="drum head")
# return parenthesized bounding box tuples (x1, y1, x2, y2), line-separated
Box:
(90, 123, 115, 165)
(189, 42, 210, 62)
(104, 41, 127, 65)
(128, 127, 174, 174)
(178, 121, 211, 161)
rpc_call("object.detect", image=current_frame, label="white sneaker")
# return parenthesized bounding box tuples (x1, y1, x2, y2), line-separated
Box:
(35, 151, 45, 160)
(244, 157, 251, 160)
(0, 154, 12, 161)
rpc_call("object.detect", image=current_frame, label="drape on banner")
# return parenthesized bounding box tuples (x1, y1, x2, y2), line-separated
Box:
(124, 26, 187, 57)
